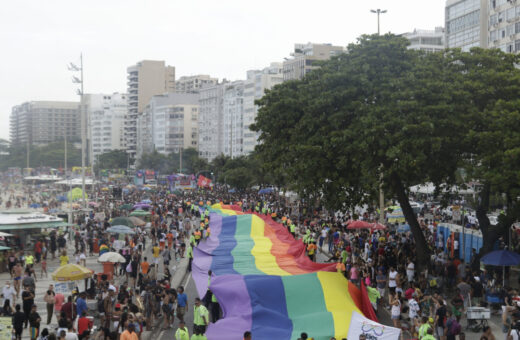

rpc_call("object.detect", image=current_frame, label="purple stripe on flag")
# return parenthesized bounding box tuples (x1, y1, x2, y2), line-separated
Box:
(193, 213, 223, 298)
(206, 274, 253, 340)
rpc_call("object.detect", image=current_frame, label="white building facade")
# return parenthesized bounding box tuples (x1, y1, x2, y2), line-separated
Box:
(85, 93, 127, 164)
(403, 27, 445, 52)
(241, 63, 283, 155)
(176, 75, 218, 93)
(445, 0, 488, 50)
(488, 0, 520, 52)
(136, 93, 199, 159)
(198, 83, 227, 161)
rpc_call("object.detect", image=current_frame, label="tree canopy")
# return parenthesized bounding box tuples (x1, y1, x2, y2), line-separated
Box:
(253, 34, 520, 269)
(0, 142, 81, 170)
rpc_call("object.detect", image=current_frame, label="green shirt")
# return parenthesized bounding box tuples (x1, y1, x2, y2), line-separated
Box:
(187, 246, 193, 259)
(290, 224, 295, 233)
(421, 335, 435, 340)
(418, 323, 431, 339)
(190, 335, 207, 340)
(341, 250, 348, 263)
(194, 305, 208, 326)
(175, 327, 190, 340)
(367, 286, 381, 304)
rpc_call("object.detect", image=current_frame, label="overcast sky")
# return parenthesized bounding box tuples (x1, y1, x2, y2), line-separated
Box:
(0, 0, 445, 140)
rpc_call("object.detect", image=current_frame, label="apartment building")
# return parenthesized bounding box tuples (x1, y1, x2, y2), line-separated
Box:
(445, 0, 488, 50)
(125, 60, 175, 160)
(198, 82, 227, 161)
(282, 43, 345, 81)
(176, 75, 218, 93)
(136, 93, 199, 159)
(10, 101, 80, 145)
(241, 63, 283, 155)
(402, 27, 445, 52)
(488, 0, 520, 52)
(84, 93, 127, 164)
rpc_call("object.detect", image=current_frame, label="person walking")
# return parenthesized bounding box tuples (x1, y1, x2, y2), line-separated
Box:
(175, 320, 190, 340)
(12, 304, 25, 340)
(43, 285, 55, 324)
(193, 298, 208, 335)
(22, 286, 34, 328)
(28, 304, 41, 340)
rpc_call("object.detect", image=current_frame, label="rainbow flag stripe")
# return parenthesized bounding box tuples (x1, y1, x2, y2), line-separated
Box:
(193, 204, 375, 340)
(192, 205, 336, 297)
(205, 272, 363, 340)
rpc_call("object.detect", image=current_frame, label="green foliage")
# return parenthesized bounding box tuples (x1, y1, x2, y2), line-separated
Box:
(136, 148, 210, 175)
(94, 150, 128, 174)
(253, 34, 475, 267)
(0, 142, 81, 170)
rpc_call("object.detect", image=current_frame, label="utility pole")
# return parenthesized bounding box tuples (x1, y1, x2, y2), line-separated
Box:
(69, 54, 86, 209)
(179, 148, 183, 173)
(370, 9, 387, 35)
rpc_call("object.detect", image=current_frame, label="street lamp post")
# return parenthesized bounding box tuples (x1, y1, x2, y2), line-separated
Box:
(68, 54, 87, 209)
(370, 9, 387, 35)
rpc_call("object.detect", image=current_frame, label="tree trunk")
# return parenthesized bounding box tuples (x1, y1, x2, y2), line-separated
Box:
(391, 173, 431, 272)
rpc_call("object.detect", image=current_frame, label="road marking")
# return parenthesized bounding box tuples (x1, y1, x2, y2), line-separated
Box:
(183, 272, 192, 286)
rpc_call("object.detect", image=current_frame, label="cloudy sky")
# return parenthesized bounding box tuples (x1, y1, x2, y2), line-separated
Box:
(0, 0, 445, 140)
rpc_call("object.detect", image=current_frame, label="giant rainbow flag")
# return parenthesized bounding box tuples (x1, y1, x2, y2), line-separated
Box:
(193, 204, 397, 340)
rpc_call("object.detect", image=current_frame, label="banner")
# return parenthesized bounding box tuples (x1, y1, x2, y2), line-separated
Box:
(0, 317, 12, 340)
(197, 175, 212, 188)
(347, 311, 401, 340)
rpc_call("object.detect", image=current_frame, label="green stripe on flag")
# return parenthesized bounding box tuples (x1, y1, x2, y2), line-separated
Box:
(231, 214, 263, 275)
(282, 273, 335, 340)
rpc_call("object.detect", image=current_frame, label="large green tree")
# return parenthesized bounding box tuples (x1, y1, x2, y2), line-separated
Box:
(0, 142, 81, 170)
(456, 48, 520, 263)
(95, 150, 128, 173)
(253, 34, 470, 270)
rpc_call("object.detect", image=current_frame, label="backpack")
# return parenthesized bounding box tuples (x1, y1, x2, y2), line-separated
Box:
(448, 318, 461, 335)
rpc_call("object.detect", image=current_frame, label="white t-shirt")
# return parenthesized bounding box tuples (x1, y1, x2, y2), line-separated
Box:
(321, 229, 327, 238)
(2, 286, 15, 305)
(407, 262, 415, 276)
(65, 332, 79, 340)
(408, 299, 420, 319)
(389, 270, 397, 288)
(454, 240, 459, 250)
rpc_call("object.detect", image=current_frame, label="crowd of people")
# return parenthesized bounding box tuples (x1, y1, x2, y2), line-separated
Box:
(1, 181, 519, 340)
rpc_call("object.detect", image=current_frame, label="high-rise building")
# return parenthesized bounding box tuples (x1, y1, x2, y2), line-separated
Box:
(136, 93, 199, 159)
(282, 43, 345, 81)
(84, 93, 127, 164)
(176, 75, 218, 93)
(198, 82, 227, 161)
(125, 60, 175, 160)
(10, 101, 80, 146)
(445, 0, 488, 50)
(222, 80, 245, 158)
(488, 0, 520, 52)
(402, 27, 445, 53)
(241, 63, 283, 155)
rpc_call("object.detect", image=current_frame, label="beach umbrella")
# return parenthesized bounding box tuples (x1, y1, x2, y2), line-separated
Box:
(140, 199, 152, 204)
(346, 220, 373, 229)
(388, 207, 405, 223)
(396, 224, 410, 233)
(88, 201, 99, 207)
(52, 264, 93, 281)
(481, 250, 520, 266)
(57, 196, 67, 202)
(119, 204, 133, 211)
(133, 203, 150, 209)
(99, 244, 110, 255)
(98, 251, 126, 263)
(106, 225, 135, 234)
(481, 249, 520, 284)
(370, 223, 387, 231)
(29, 203, 41, 208)
(110, 217, 135, 228)
(0, 232, 13, 237)
(129, 216, 146, 226)
(130, 210, 151, 217)
(258, 188, 274, 194)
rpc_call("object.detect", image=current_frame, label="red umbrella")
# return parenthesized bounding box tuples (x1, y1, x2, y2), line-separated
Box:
(370, 223, 387, 230)
(347, 220, 373, 229)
